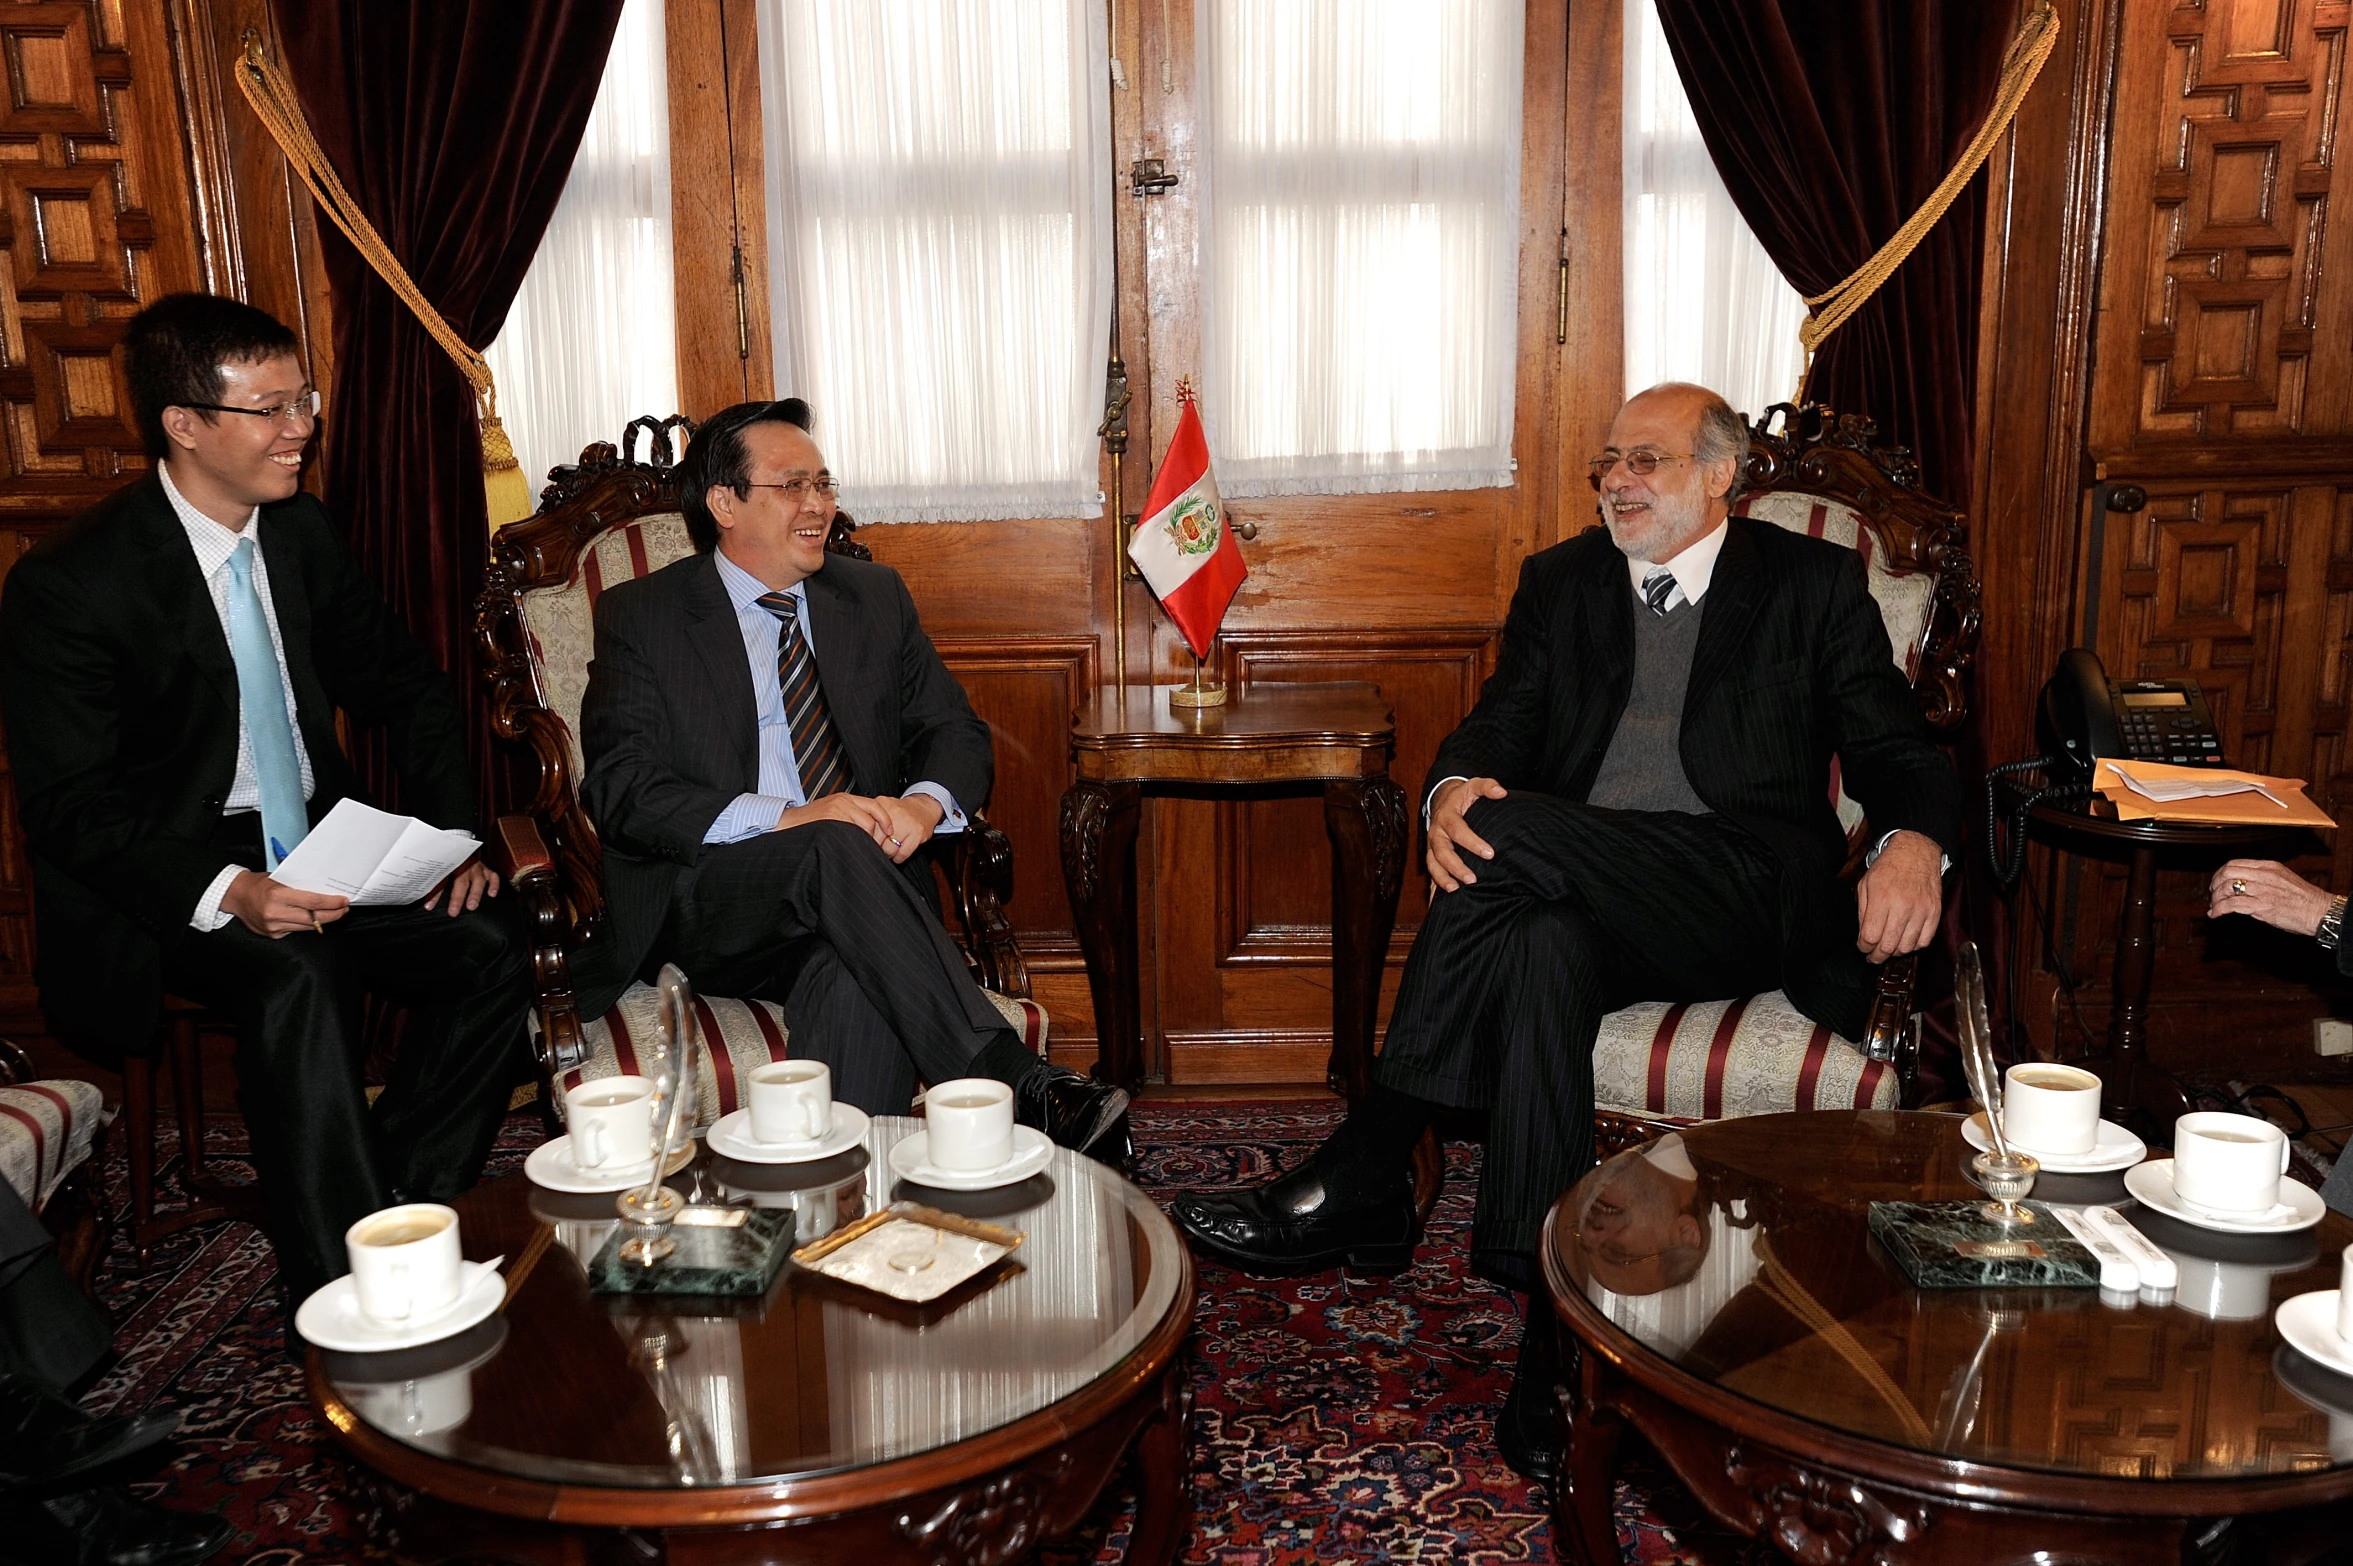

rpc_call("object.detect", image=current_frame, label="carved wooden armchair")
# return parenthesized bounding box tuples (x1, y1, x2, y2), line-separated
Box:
(1589, 404, 1980, 1121)
(475, 417, 1041, 1124)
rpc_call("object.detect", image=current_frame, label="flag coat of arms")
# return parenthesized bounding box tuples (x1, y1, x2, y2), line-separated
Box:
(1128, 389, 1246, 658)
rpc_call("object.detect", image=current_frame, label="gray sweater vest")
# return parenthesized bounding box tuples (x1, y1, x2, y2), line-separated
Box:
(1587, 592, 1709, 815)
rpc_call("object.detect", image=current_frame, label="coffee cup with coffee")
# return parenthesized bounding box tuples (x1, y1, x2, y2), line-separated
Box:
(346, 1202, 463, 1326)
(748, 1060, 833, 1146)
(2002, 1062, 2103, 1156)
(924, 1077, 1016, 1172)
(2170, 1111, 2292, 1214)
(567, 1076, 656, 1171)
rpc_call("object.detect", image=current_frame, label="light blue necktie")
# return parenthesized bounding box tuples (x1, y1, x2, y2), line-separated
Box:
(224, 536, 307, 869)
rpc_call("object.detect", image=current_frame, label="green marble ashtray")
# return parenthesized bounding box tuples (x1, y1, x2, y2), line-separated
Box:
(1868, 1201, 2103, 1290)
(587, 1208, 796, 1297)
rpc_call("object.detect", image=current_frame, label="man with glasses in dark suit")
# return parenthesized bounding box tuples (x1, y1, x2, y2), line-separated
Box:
(1171, 382, 1960, 1477)
(0, 293, 530, 1324)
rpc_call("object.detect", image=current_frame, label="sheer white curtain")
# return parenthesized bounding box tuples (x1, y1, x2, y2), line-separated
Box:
(1197, 0, 1522, 496)
(756, 0, 1113, 523)
(483, 0, 677, 495)
(1621, 0, 1806, 421)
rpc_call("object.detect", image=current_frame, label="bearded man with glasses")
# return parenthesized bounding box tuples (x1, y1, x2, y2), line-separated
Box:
(0, 294, 531, 1331)
(1171, 381, 1959, 1478)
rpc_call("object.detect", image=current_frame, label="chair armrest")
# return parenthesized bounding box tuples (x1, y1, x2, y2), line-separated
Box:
(1864, 951, 1921, 1101)
(494, 813, 588, 1074)
(0, 1039, 33, 1087)
(932, 814, 1030, 999)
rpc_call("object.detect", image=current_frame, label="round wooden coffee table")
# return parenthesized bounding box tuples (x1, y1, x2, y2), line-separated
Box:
(307, 1117, 1194, 1564)
(1544, 1111, 2353, 1565)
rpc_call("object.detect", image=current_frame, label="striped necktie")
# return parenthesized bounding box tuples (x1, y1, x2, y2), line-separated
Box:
(1640, 566, 1678, 617)
(755, 592, 851, 800)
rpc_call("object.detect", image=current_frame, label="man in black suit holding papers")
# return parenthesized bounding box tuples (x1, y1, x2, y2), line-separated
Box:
(0, 294, 530, 1306)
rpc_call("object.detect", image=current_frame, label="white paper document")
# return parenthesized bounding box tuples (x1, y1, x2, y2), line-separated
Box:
(2097, 758, 2291, 807)
(270, 798, 481, 907)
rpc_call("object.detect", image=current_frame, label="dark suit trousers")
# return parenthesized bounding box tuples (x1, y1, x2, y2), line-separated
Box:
(660, 820, 1015, 1112)
(158, 825, 530, 1305)
(1374, 793, 1784, 1262)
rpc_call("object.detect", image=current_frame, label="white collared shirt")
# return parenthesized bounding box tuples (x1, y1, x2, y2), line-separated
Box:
(161, 463, 317, 932)
(1624, 520, 1729, 613)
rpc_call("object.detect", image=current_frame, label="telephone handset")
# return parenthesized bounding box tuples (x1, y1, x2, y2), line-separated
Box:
(1990, 648, 2227, 886)
(2035, 647, 2225, 783)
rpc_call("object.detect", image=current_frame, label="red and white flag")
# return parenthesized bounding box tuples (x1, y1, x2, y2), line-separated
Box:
(1128, 386, 1246, 659)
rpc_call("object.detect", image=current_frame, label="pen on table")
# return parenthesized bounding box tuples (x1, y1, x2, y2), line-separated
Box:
(271, 839, 322, 934)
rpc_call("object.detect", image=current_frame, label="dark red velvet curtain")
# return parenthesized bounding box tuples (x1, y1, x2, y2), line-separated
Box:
(273, 2, 624, 816)
(1652, 2, 2022, 509)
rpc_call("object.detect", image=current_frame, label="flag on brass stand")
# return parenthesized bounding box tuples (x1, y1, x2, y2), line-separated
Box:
(1128, 384, 1245, 658)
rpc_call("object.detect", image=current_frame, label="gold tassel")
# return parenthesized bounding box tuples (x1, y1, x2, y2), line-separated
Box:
(235, 30, 535, 535)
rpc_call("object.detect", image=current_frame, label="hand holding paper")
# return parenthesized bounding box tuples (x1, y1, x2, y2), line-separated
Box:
(270, 798, 484, 907)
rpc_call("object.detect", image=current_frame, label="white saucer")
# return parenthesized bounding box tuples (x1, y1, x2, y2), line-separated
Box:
(888, 1125, 1053, 1191)
(2277, 1291, 2353, 1378)
(2124, 1159, 2325, 1233)
(296, 1261, 504, 1354)
(525, 1135, 694, 1194)
(706, 1104, 870, 1165)
(1964, 1112, 2147, 1173)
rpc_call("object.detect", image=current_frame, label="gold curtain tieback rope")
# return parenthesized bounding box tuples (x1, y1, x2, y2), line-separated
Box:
(1794, 0, 2061, 401)
(234, 29, 535, 531)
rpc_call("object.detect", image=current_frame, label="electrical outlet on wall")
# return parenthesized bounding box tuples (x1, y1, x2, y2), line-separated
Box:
(2315, 1019, 2353, 1058)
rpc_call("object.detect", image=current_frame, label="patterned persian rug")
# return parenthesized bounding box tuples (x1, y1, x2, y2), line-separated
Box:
(80, 1097, 1742, 1564)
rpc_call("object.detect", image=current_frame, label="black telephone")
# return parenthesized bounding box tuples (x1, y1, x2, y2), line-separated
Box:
(1989, 648, 2228, 886)
(2036, 647, 2226, 782)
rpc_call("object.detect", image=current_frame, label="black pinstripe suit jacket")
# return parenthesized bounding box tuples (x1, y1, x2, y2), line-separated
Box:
(578, 549, 993, 1004)
(1428, 516, 1962, 1026)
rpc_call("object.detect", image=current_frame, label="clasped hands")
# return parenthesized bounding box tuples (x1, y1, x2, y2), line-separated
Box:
(775, 790, 944, 864)
(1424, 777, 1943, 963)
(222, 856, 500, 939)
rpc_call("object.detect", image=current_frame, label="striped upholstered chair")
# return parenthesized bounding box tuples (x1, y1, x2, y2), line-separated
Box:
(0, 1040, 108, 1284)
(1589, 405, 1979, 1122)
(475, 417, 1045, 1127)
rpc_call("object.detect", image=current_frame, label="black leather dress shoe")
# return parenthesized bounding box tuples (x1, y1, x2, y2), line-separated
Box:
(1497, 1304, 1565, 1482)
(1013, 1065, 1132, 1164)
(0, 1486, 233, 1566)
(0, 1376, 177, 1493)
(1171, 1156, 1418, 1274)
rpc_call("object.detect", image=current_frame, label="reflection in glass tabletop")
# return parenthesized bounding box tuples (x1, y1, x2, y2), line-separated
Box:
(319, 1116, 1184, 1487)
(1548, 1111, 2353, 1482)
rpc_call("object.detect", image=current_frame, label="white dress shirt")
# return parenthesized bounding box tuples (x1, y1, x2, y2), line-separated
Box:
(161, 464, 317, 932)
(702, 549, 965, 843)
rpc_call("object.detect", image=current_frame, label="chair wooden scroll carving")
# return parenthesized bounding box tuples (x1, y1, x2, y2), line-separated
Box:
(1588, 403, 1980, 1124)
(475, 417, 1035, 1101)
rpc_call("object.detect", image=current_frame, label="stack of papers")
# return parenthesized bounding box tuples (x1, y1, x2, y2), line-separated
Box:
(2093, 759, 2335, 828)
(270, 798, 483, 906)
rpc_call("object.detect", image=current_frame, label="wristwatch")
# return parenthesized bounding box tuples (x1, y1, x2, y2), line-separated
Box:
(2319, 895, 2350, 951)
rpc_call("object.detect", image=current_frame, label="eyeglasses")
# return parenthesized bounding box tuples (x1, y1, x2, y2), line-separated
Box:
(743, 477, 841, 504)
(1586, 449, 1692, 489)
(181, 390, 321, 429)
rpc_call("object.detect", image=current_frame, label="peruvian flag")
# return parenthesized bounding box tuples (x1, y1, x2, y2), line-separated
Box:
(1129, 386, 1246, 659)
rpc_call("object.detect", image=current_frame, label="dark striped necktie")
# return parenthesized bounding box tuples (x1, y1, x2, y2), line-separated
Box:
(755, 592, 851, 800)
(1640, 566, 1678, 616)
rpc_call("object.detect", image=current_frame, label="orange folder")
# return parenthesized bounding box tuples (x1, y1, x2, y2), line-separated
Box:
(2093, 759, 2336, 829)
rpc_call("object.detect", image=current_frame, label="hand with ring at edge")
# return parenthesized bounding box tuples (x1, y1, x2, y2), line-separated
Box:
(2207, 858, 2337, 938)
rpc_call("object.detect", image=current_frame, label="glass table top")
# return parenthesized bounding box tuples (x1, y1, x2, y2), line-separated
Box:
(1548, 1111, 2353, 1482)
(317, 1116, 1186, 1488)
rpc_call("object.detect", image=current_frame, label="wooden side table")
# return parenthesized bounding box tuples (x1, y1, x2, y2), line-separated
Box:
(1058, 681, 1411, 1098)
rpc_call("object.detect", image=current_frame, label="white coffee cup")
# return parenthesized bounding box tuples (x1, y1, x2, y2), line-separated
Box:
(349, 1367, 473, 1437)
(2337, 1242, 2353, 1342)
(567, 1076, 656, 1170)
(2170, 1111, 2291, 1214)
(2001, 1061, 2103, 1156)
(346, 1203, 463, 1326)
(924, 1077, 1015, 1172)
(748, 1060, 832, 1146)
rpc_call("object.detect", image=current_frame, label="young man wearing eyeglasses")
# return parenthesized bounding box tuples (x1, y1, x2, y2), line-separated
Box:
(0, 293, 530, 1324)
(575, 400, 1131, 1163)
(1171, 381, 1959, 1479)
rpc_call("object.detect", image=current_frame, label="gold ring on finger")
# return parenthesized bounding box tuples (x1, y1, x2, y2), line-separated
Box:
(2231, 878, 2248, 896)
